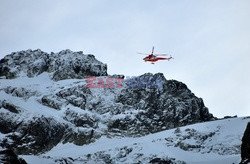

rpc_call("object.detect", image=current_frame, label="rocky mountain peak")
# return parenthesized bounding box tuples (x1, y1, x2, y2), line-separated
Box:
(0, 49, 218, 162)
(0, 49, 107, 80)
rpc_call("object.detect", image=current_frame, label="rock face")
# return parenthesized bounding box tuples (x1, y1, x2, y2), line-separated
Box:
(113, 73, 214, 135)
(241, 122, 250, 164)
(0, 49, 215, 156)
(0, 115, 66, 154)
(0, 49, 107, 80)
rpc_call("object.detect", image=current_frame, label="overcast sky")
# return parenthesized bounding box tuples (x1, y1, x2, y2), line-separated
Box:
(0, 0, 249, 118)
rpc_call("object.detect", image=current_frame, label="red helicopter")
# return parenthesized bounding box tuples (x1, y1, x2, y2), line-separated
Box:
(138, 46, 173, 64)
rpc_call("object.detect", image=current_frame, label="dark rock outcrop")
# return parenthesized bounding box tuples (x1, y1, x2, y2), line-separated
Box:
(0, 100, 19, 113)
(2, 86, 37, 98)
(40, 95, 62, 110)
(112, 73, 215, 135)
(0, 115, 66, 154)
(149, 157, 186, 164)
(241, 122, 250, 164)
(0, 148, 27, 164)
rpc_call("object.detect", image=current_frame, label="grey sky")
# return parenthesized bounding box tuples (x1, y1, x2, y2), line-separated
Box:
(0, 0, 250, 117)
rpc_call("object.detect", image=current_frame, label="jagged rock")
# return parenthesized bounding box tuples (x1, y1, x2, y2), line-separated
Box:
(241, 122, 250, 164)
(54, 157, 75, 164)
(0, 100, 19, 113)
(0, 111, 20, 134)
(112, 73, 215, 135)
(0, 114, 66, 154)
(0, 49, 107, 80)
(64, 109, 97, 128)
(40, 95, 62, 110)
(63, 128, 97, 146)
(83, 151, 114, 164)
(2, 86, 37, 98)
(56, 85, 89, 109)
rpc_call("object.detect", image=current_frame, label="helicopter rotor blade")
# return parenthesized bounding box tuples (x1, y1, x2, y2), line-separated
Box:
(154, 54, 169, 56)
(137, 52, 149, 55)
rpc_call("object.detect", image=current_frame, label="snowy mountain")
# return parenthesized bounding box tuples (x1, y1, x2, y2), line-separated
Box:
(0, 49, 248, 163)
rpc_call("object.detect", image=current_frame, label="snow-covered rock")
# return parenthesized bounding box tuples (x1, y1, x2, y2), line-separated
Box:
(0, 49, 107, 80)
(0, 49, 244, 163)
(21, 117, 250, 164)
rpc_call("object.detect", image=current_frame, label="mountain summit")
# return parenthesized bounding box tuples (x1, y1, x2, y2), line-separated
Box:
(0, 49, 107, 81)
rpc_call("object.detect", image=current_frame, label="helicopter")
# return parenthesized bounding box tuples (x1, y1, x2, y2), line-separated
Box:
(137, 46, 173, 64)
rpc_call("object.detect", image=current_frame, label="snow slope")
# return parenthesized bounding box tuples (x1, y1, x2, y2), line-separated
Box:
(20, 117, 249, 164)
